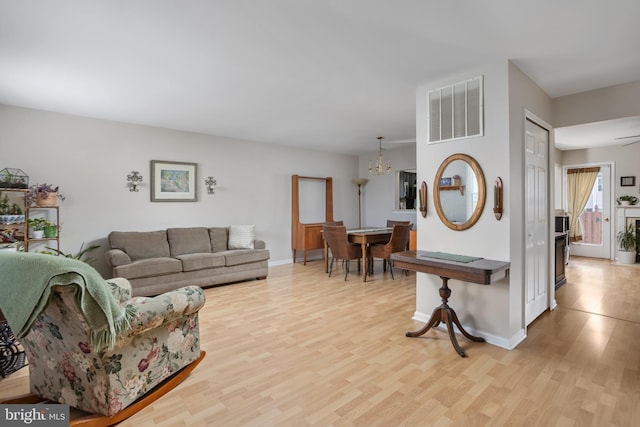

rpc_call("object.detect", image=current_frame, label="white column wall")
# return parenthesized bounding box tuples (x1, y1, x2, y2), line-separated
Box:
(412, 60, 553, 349)
(414, 62, 513, 347)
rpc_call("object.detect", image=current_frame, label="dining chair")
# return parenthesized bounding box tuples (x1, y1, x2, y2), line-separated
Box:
(385, 220, 412, 252)
(386, 220, 411, 228)
(322, 225, 362, 280)
(369, 224, 411, 279)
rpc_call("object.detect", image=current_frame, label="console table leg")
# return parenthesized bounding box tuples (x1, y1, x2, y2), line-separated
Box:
(405, 276, 484, 358)
(449, 306, 485, 343)
(442, 307, 467, 357)
(406, 305, 443, 338)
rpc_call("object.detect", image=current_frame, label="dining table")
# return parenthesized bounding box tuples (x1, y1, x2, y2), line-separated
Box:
(323, 227, 392, 282)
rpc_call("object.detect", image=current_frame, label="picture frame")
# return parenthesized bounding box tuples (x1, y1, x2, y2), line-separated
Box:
(150, 160, 197, 202)
(620, 176, 635, 187)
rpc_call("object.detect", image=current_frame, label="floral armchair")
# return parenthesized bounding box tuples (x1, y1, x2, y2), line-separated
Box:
(6, 274, 205, 421)
(0, 249, 205, 425)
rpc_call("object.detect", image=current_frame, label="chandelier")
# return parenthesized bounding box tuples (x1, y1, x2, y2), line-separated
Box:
(369, 136, 391, 175)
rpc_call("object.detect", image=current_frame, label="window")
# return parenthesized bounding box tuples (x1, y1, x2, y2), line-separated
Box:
(428, 75, 483, 143)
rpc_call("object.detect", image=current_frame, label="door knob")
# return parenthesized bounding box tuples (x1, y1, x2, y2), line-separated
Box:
(604, 217, 609, 222)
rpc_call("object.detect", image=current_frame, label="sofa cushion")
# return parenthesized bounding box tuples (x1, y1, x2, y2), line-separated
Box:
(208, 227, 229, 252)
(167, 227, 212, 257)
(113, 257, 182, 279)
(228, 225, 255, 249)
(222, 249, 270, 266)
(176, 253, 225, 272)
(105, 249, 131, 267)
(109, 231, 170, 261)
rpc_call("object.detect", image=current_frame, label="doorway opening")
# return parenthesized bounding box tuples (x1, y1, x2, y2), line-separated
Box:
(563, 163, 613, 259)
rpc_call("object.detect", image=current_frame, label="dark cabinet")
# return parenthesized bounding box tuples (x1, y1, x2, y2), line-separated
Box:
(555, 233, 567, 288)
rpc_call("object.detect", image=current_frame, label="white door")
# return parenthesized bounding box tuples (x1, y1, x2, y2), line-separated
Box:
(525, 118, 549, 325)
(566, 164, 612, 259)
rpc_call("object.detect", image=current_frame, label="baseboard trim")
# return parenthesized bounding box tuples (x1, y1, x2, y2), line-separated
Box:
(412, 311, 527, 351)
(270, 253, 325, 267)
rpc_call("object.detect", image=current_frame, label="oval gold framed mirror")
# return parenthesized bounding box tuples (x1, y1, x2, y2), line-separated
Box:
(433, 153, 486, 231)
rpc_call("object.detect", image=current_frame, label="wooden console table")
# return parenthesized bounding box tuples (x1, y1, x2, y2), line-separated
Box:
(390, 250, 510, 357)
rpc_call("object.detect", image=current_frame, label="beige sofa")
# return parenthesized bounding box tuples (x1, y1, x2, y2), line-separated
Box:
(106, 227, 269, 296)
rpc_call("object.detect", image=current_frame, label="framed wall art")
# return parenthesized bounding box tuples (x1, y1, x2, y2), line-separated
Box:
(620, 176, 635, 187)
(151, 160, 197, 202)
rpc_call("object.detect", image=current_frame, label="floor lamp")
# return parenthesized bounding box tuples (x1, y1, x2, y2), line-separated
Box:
(353, 178, 368, 229)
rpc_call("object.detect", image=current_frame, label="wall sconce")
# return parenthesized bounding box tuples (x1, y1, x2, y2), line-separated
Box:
(493, 177, 503, 220)
(205, 176, 217, 195)
(418, 181, 428, 218)
(127, 171, 143, 192)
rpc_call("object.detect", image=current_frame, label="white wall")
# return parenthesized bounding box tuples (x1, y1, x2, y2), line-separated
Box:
(554, 148, 564, 212)
(0, 105, 360, 276)
(553, 80, 640, 127)
(562, 145, 640, 203)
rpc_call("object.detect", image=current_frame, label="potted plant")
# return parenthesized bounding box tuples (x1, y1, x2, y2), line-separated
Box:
(0, 192, 25, 224)
(616, 195, 639, 206)
(25, 183, 65, 207)
(27, 217, 52, 239)
(43, 242, 100, 264)
(43, 222, 58, 238)
(0, 225, 23, 252)
(616, 222, 637, 264)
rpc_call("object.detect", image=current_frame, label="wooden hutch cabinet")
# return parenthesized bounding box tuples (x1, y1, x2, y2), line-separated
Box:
(291, 175, 333, 265)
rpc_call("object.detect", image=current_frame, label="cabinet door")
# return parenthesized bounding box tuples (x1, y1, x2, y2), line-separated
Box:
(555, 237, 566, 286)
(304, 225, 324, 250)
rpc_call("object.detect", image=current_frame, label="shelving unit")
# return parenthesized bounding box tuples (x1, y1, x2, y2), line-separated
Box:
(25, 206, 60, 252)
(0, 188, 28, 249)
(0, 188, 61, 253)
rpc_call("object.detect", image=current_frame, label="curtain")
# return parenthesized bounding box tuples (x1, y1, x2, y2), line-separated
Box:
(566, 167, 600, 242)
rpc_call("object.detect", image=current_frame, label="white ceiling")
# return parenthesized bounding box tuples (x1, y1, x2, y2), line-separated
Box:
(1, 1, 640, 155)
(555, 117, 640, 151)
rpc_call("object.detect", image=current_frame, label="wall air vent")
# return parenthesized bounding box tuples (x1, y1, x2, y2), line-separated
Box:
(428, 75, 483, 143)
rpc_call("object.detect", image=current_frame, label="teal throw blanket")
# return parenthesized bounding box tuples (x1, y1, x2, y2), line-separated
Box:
(0, 252, 135, 352)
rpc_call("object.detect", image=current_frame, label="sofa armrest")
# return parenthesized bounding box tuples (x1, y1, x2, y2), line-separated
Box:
(106, 248, 131, 267)
(254, 240, 266, 250)
(106, 277, 133, 304)
(119, 286, 206, 339)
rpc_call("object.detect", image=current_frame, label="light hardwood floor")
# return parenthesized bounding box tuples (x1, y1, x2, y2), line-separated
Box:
(1, 257, 639, 426)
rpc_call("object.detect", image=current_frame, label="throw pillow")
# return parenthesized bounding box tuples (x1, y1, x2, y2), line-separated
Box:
(228, 225, 255, 249)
